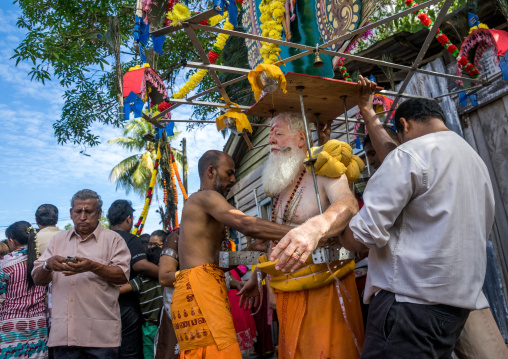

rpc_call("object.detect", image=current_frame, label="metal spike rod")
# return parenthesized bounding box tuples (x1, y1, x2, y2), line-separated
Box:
(341, 95, 350, 145)
(296, 86, 323, 214)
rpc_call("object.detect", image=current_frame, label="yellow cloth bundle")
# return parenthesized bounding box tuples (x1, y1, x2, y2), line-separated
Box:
(247, 64, 287, 101)
(216, 111, 252, 134)
(257, 254, 355, 292)
(306, 140, 365, 184)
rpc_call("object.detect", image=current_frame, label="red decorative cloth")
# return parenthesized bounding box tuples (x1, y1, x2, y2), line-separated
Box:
(228, 266, 257, 355)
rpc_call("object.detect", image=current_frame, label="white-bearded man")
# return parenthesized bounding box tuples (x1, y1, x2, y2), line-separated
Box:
(241, 112, 365, 359)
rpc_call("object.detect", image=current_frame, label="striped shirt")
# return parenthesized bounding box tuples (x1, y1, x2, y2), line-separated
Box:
(0, 247, 46, 321)
(130, 275, 163, 325)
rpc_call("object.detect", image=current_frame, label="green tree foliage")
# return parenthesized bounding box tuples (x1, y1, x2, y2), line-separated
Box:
(353, 0, 467, 52)
(12, 0, 218, 147)
(108, 118, 183, 198)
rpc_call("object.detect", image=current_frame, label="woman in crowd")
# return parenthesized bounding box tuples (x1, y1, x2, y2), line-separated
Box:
(0, 221, 48, 358)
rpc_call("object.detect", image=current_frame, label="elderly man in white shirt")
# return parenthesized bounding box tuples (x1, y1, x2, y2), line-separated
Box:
(270, 78, 495, 358)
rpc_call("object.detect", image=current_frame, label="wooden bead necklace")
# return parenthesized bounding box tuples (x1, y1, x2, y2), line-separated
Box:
(271, 168, 306, 225)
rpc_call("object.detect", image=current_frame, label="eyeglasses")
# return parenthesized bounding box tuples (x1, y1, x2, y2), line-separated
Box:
(148, 242, 163, 248)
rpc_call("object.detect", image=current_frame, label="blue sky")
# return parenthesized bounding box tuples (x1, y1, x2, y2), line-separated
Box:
(0, 3, 227, 238)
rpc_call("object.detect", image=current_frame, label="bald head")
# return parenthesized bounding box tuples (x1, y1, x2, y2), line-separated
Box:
(198, 150, 236, 196)
(198, 150, 231, 180)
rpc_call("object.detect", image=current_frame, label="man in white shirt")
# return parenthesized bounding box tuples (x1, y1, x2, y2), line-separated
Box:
(270, 77, 495, 358)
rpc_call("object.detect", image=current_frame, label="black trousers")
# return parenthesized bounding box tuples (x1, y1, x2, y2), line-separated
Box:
(361, 290, 470, 359)
(120, 305, 143, 359)
(53, 346, 119, 359)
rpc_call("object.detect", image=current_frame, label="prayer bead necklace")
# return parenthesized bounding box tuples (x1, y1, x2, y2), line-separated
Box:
(271, 168, 306, 225)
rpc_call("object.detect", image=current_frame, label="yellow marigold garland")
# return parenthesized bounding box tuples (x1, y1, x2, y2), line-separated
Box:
(469, 23, 489, 34)
(259, 0, 284, 64)
(167, 3, 228, 27)
(172, 160, 188, 200)
(132, 144, 161, 236)
(168, 153, 179, 227)
(166, 3, 191, 25)
(166, 4, 234, 99)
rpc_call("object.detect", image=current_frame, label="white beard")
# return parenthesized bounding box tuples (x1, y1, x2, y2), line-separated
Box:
(262, 147, 306, 197)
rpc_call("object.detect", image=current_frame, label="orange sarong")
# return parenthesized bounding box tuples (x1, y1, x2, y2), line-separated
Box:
(171, 264, 242, 359)
(276, 271, 365, 359)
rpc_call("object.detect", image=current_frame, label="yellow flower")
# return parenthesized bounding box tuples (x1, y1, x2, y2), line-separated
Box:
(209, 13, 228, 26)
(167, 3, 191, 25)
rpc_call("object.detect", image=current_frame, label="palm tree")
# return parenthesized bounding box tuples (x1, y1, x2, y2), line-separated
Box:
(108, 118, 184, 198)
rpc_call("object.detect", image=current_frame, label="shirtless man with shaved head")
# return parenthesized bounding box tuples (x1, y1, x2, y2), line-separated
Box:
(171, 150, 291, 359)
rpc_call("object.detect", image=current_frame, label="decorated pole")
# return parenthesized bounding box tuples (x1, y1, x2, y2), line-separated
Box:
(182, 137, 188, 204)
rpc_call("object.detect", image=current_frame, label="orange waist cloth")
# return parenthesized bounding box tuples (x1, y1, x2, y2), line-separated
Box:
(276, 271, 365, 359)
(171, 264, 240, 356)
(179, 344, 242, 359)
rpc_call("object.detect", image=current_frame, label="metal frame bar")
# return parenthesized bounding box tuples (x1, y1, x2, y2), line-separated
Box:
(191, 23, 489, 85)
(167, 98, 251, 110)
(288, 0, 443, 64)
(431, 72, 502, 99)
(183, 62, 436, 100)
(157, 118, 270, 127)
(184, 25, 232, 103)
(297, 86, 323, 214)
(385, 0, 453, 122)
(154, 75, 248, 119)
(146, 1, 496, 137)
(150, 8, 220, 36)
(186, 61, 250, 75)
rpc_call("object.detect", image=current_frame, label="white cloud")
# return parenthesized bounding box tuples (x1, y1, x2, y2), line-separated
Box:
(0, 3, 229, 238)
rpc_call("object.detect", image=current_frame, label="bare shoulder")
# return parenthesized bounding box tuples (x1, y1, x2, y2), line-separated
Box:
(186, 190, 228, 209)
(317, 174, 353, 201)
(317, 173, 349, 189)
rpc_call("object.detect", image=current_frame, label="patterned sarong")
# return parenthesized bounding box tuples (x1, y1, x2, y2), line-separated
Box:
(171, 264, 241, 358)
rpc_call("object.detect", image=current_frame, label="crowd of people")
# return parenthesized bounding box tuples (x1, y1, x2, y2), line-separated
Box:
(1, 77, 508, 359)
(0, 196, 272, 359)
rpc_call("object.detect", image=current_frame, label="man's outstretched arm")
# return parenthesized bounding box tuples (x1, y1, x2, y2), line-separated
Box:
(270, 175, 359, 272)
(358, 75, 398, 162)
(200, 190, 292, 242)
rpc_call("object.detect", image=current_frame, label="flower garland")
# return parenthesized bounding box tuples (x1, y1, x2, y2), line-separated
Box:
(132, 144, 161, 236)
(166, 5, 233, 99)
(167, 3, 228, 27)
(469, 22, 489, 34)
(335, 25, 374, 82)
(166, 3, 191, 25)
(171, 157, 188, 200)
(168, 152, 179, 227)
(163, 178, 168, 205)
(405, 0, 480, 79)
(259, 0, 284, 64)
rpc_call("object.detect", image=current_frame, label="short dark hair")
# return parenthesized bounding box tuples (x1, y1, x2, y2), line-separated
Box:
(35, 204, 59, 226)
(71, 189, 103, 211)
(394, 99, 446, 133)
(146, 246, 162, 265)
(139, 233, 150, 253)
(198, 150, 228, 180)
(107, 200, 134, 226)
(151, 230, 168, 241)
